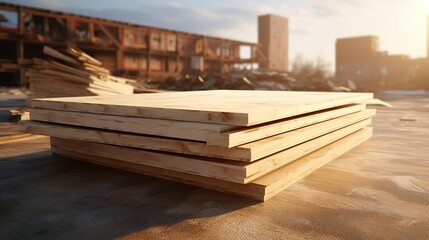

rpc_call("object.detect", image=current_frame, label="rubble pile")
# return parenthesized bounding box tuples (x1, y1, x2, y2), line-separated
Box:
(156, 70, 356, 92)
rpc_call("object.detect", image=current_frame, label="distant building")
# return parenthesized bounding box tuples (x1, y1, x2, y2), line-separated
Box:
(336, 34, 429, 90)
(258, 14, 289, 72)
(427, 16, 429, 58)
(377, 54, 413, 89)
(0, 2, 275, 86)
(336, 36, 379, 90)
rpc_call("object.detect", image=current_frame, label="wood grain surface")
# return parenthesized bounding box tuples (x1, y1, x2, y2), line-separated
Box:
(20, 109, 375, 161)
(31, 90, 373, 126)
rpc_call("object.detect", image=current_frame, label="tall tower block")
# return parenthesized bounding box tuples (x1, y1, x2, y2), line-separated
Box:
(427, 16, 429, 58)
(258, 14, 289, 71)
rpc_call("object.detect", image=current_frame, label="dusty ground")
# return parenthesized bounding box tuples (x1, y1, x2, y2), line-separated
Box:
(0, 91, 429, 240)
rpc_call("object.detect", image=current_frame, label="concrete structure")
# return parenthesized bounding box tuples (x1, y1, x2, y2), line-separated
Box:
(258, 14, 289, 72)
(427, 16, 429, 58)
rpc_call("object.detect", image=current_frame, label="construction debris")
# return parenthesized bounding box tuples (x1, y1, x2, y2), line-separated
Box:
(20, 90, 375, 201)
(155, 70, 354, 92)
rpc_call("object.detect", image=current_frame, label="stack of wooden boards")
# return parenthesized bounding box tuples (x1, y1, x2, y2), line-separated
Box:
(19, 90, 375, 201)
(8, 46, 134, 99)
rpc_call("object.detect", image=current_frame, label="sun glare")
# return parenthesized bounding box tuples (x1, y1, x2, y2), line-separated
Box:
(423, 0, 429, 13)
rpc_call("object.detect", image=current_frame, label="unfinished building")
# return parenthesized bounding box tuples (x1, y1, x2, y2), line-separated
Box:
(0, 3, 289, 86)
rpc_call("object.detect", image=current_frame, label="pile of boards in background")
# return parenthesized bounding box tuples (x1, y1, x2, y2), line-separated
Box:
(20, 90, 375, 201)
(1, 46, 136, 120)
(1, 46, 135, 100)
(26, 46, 134, 99)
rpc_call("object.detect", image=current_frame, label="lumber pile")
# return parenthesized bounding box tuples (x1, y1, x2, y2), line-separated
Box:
(19, 90, 375, 201)
(16, 46, 134, 99)
(1, 47, 135, 121)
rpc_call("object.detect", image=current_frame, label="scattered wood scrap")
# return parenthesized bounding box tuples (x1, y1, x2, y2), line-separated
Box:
(20, 90, 376, 201)
(0, 133, 45, 145)
(365, 98, 392, 108)
(8, 109, 29, 121)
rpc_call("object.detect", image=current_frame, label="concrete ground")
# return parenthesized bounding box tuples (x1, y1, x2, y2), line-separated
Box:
(1, 91, 429, 240)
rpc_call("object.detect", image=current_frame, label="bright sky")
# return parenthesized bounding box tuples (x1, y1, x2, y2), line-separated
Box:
(3, 0, 429, 71)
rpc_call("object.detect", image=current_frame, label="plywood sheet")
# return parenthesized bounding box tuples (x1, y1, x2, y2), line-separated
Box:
(208, 104, 366, 147)
(20, 109, 375, 161)
(49, 119, 371, 184)
(29, 108, 231, 142)
(29, 104, 364, 145)
(51, 127, 373, 201)
(31, 90, 373, 126)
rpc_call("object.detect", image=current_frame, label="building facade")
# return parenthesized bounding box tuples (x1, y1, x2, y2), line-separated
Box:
(0, 3, 291, 86)
(258, 14, 289, 72)
(336, 35, 429, 90)
(336, 36, 379, 90)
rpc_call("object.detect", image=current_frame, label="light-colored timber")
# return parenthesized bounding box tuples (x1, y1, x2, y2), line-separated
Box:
(207, 104, 366, 147)
(43, 46, 80, 65)
(49, 119, 371, 184)
(29, 108, 232, 142)
(20, 109, 375, 161)
(31, 90, 373, 126)
(51, 127, 373, 201)
(0, 134, 45, 145)
(28, 104, 364, 144)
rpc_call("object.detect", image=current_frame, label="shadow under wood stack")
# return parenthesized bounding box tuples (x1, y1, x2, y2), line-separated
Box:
(19, 90, 375, 201)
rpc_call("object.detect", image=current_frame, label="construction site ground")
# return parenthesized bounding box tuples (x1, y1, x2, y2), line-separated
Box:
(1, 90, 428, 240)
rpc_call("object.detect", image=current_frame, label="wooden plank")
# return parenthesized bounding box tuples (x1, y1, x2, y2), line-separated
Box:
(29, 71, 133, 94)
(20, 120, 250, 160)
(31, 90, 374, 126)
(29, 81, 115, 97)
(257, 127, 373, 201)
(22, 109, 375, 161)
(36, 58, 92, 77)
(28, 104, 364, 145)
(8, 109, 29, 121)
(29, 79, 124, 95)
(51, 127, 373, 201)
(0, 134, 45, 145)
(48, 119, 371, 184)
(208, 104, 366, 147)
(82, 63, 110, 75)
(26, 69, 133, 94)
(29, 108, 231, 142)
(67, 47, 103, 67)
(43, 46, 80, 65)
(239, 110, 374, 160)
